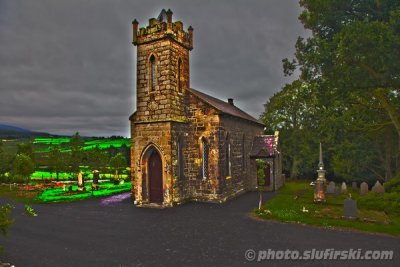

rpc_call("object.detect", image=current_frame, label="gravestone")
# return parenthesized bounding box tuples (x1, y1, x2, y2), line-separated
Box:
(371, 181, 385, 194)
(77, 172, 84, 191)
(343, 199, 357, 219)
(341, 182, 347, 193)
(360, 182, 369, 195)
(334, 185, 340, 196)
(326, 181, 335, 194)
(352, 182, 358, 192)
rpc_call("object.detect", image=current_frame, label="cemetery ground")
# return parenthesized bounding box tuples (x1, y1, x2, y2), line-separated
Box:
(255, 180, 400, 236)
(1, 191, 399, 266)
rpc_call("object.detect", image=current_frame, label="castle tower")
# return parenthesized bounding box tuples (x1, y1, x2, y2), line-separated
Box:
(132, 9, 193, 122)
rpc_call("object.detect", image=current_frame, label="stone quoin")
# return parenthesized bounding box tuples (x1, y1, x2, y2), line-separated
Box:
(129, 9, 283, 207)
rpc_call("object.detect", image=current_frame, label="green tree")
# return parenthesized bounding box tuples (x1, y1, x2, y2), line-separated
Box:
(16, 141, 35, 162)
(0, 204, 14, 254)
(48, 145, 65, 180)
(12, 153, 35, 183)
(68, 132, 83, 175)
(285, 0, 400, 175)
(86, 146, 109, 174)
(262, 80, 321, 178)
(109, 153, 128, 178)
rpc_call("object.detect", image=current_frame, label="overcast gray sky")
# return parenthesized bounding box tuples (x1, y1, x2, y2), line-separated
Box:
(0, 0, 308, 137)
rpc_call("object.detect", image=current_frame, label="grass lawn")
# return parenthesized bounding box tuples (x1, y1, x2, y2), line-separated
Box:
(0, 181, 132, 204)
(255, 180, 400, 236)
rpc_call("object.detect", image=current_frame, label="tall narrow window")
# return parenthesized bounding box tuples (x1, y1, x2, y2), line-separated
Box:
(226, 134, 231, 177)
(201, 137, 209, 179)
(150, 55, 156, 91)
(177, 58, 184, 92)
(177, 136, 184, 179)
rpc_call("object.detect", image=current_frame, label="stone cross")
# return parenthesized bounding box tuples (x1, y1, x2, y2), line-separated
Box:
(360, 182, 369, 195)
(371, 181, 385, 194)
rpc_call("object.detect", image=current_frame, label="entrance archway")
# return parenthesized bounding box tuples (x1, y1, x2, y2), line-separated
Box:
(141, 145, 164, 204)
(148, 150, 163, 204)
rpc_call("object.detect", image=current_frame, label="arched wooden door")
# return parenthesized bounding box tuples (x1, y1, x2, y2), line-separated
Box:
(148, 150, 163, 204)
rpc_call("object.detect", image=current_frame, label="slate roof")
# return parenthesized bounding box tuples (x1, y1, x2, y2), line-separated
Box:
(188, 88, 264, 126)
(250, 135, 278, 157)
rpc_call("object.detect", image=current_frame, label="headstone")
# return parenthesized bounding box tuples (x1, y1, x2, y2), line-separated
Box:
(343, 199, 357, 219)
(360, 182, 369, 195)
(92, 170, 100, 190)
(371, 181, 385, 194)
(352, 182, 358, 192)
(341, 182, 347, 193)
(77, 171, 84, 191)
(334, 185, 340, 196)
(326, 181, 335, 194)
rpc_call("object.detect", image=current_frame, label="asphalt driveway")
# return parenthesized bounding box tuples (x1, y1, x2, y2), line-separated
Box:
(0, 192, 399, 267)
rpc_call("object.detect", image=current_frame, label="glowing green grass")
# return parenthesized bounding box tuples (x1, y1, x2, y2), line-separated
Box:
(31, 171, 129, 180)
(33, 137, 130, 152)
(36, 182, 132, 203)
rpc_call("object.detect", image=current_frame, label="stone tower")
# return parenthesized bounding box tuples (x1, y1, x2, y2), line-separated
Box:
(132, 9, 193, 122)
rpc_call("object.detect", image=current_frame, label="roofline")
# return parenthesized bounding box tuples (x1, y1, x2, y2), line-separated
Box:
(187, 88, 264, 127)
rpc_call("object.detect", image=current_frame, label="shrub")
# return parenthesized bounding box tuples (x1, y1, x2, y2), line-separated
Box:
(384, 174, 400, 193)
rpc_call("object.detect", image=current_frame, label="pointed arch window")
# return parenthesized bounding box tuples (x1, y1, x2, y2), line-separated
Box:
(177, 136, 184, 179)
(177, 58, 184, 92)
(201, 137, 209, 179)
(150, 55, 156, 91)
(226, 134, 231, 177)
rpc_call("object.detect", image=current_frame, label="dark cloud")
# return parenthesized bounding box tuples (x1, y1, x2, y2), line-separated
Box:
(0, 0, 308, 136)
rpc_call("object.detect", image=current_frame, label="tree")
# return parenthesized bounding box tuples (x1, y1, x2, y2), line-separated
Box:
(86, 146, 109, 174)
(16, 142, 35, 162)
(12, 153, 35, 183)
(285, 0, 400, 175)
(0, 204, 14, 254)
(262, 80, 322, 178)
(48, 145, 65, 180)
(68, 132, 83, 175)
(109, 153, 128, 178)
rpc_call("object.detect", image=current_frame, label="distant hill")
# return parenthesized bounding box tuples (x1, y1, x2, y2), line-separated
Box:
(0, 124, 52, 139)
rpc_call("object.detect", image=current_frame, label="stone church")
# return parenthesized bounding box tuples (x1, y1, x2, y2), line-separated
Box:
(130, 9, 283, 207)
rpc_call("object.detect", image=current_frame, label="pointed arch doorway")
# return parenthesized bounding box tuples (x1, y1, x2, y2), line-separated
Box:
(147, 149, 163, 204)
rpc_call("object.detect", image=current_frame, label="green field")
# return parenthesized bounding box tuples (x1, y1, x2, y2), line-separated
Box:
(33, 137, 130, 153)
(36, 181, 132, 203)
(255, 181, 400, 236)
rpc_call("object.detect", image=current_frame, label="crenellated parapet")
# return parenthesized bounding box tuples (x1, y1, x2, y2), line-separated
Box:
(132, 9, 193, 50)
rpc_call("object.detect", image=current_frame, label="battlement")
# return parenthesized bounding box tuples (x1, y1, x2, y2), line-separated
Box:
(132, 9, 193, 50)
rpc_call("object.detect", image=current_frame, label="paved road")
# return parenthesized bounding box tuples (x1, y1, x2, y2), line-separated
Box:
(0, 192, 399, 267)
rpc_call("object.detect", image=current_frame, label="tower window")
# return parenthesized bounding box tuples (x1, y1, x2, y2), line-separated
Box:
(177, 136, 184, 179)
(201, 137, 209, 179)
(150, 55, 156, 91)
(178, 58, 184, 92)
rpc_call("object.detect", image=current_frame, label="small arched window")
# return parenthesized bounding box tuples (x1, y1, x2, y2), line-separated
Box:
(177, 58, 184, 92)
(201, 137, 209, 179)
(226, 134, 231, 177)
(150, 55, 156, 91)
(177, 136, 184, 179)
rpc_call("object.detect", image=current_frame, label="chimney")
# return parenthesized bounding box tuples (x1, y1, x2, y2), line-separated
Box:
(228, 98, 234, 106)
